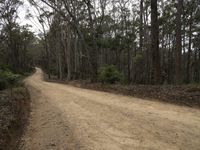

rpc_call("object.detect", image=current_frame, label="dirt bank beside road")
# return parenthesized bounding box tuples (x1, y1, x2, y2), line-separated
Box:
(0, 87, 30, 150)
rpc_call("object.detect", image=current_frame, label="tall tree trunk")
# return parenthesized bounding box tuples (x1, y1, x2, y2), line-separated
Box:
(58, 50, 62, 80)
(193, 48, 198, 82)
(127, 48, 131, 83)
(74, 33, 78, 79)
(139, 0, 144, 52)
(175, 0, 183, 84)
(84, 0, 98, 81)
(41, 23, 51, 79)
(186, 11, 193, 83)
(151, 0, 161, 84)
(182, 11, 186, 81)
(198, 48, 200, 82)
(167, 34, 172, 84)
(66, 27, 71, 81)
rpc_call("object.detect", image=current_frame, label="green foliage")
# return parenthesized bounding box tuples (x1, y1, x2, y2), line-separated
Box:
(0, 69, 20, 90)
(98, 65, 122, 84)
(0, 79, 7, 90)
(133, 52, 144, 64)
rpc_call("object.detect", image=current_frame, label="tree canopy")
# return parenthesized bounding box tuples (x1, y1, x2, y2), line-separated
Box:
(0, 0, 200, 84)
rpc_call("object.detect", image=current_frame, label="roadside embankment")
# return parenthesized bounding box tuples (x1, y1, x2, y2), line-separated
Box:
(69, 81, 200, 108)
(0, 87, 30, 150)
(45, 75, 200, 108)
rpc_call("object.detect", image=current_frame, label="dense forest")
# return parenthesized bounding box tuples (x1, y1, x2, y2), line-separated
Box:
(0, 0, 200, 85)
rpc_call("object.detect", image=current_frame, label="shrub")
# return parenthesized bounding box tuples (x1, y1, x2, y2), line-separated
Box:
(133, 52, 144, 64)
(0, 79, 7, 90)
(0, 70, 20, 90)
(6, 72, 20, 87)
(98, 65, 122, 84)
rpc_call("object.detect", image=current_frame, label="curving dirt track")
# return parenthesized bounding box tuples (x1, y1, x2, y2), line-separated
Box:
(19, 68, 200, 150)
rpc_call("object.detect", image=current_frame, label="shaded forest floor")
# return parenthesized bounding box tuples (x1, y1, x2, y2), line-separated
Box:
(0, 87, 30, 150)
(46, 76, 200, 108)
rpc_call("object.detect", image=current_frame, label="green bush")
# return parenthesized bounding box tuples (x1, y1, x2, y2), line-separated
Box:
(0, 69, 20, 90)
(133, 52, 144, 64)
(0, 78, 7, 90)
(98, 65, 122, 84)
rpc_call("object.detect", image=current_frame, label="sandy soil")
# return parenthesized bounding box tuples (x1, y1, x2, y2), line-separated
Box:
(19, 68, 200, 150)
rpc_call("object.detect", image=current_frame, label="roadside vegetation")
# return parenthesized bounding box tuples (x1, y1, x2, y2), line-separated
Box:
(68, 81, 200, 108)
(0, 66, 31, 150)
(0, 87, 30, 150)
(28, 0, 200, 86)
(0, 1, 34, 149)
(0, 66, 31, 149)
(0, 68, 20, 91)
(98, 65, 123, 84)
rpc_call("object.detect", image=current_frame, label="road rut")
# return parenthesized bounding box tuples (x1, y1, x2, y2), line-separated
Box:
(19, 68, 200, 150)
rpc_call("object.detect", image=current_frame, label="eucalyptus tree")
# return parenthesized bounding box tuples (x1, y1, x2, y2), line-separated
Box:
(151, 0, 161, 84)
(27, 0, 53, 78)
(0, 0, 22, 71)
(27, 0, 200, 84)
(175, 0, 183, 84)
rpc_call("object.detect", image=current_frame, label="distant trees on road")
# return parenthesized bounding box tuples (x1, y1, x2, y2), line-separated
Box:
(1, 0, 200, 85)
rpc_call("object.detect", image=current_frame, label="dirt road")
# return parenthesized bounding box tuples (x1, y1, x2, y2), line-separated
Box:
(19, 68, 200, 150)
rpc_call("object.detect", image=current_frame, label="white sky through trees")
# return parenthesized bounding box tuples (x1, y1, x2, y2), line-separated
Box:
(17, 0, 200, 37)
(17, 0, 51, 34)
(17, 0, 138, 35)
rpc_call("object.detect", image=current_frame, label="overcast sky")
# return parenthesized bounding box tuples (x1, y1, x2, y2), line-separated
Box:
(17, 0, 200, 35)
(17, 0, 49, 34)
